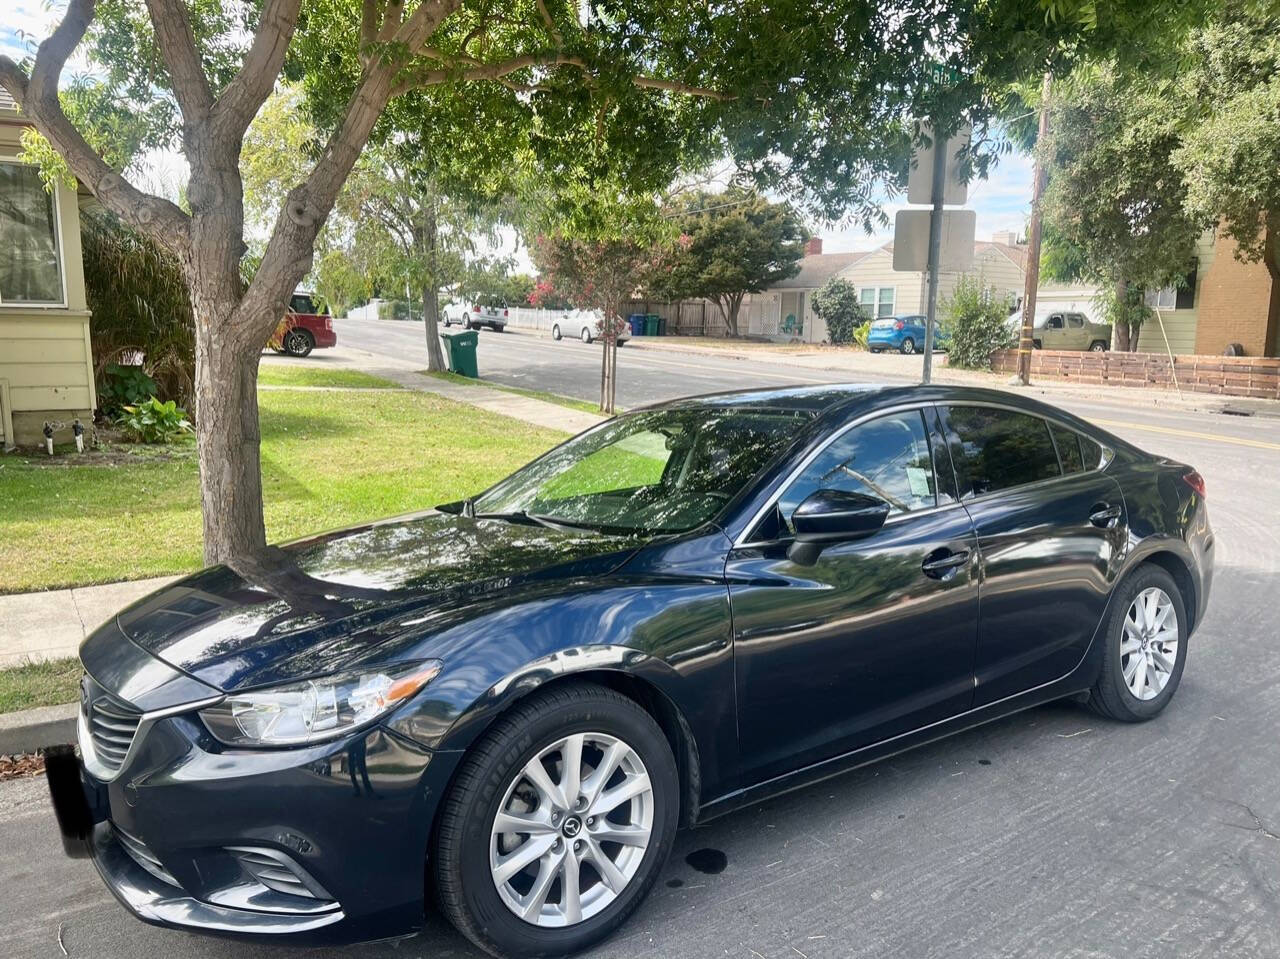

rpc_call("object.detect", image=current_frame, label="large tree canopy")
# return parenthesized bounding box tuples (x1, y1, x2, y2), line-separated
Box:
(0, 0, 1208, 562)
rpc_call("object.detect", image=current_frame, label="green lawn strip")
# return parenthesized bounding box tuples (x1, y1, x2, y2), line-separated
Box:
(421, 370, 606, 415)
(0, 388, 563, 593)
(257, 365, 403, 389)
(0, 658, 82, 713)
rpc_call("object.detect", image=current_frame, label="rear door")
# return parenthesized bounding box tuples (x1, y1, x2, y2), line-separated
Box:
(939, 404, 1127, 704)
(1065, 313, 1088, 349)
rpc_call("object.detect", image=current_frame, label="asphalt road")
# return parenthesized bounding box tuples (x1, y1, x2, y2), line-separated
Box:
(5, 319, 1280, 958)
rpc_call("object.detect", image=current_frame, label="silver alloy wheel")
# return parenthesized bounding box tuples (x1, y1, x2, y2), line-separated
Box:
(1122, 586, 1180, 701)
(489, 732, 653, 928)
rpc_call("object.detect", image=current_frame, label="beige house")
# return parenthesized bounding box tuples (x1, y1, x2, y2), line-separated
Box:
(0, 88, 95, 449)
(739, 235, 1027, 344)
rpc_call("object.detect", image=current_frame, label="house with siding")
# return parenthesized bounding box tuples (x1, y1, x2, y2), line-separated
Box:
(737, 234, 1027, 344)
(0, 88, 95, 449)
(1036, 230, 1280, 357)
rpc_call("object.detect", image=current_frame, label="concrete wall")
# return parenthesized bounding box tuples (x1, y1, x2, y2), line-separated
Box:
(0, 114, 94, 447)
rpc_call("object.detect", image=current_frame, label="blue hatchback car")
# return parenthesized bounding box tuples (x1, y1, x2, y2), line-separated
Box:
(867, 314, 949, 354)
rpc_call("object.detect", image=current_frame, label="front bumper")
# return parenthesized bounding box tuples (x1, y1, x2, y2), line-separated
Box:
(52, 706, 463, 943)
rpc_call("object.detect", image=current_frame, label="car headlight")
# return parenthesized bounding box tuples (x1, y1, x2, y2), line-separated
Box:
(199, 660, 443, 746)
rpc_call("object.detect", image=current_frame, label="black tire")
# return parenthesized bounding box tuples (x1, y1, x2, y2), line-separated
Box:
(434, 683, 679, 959)
(443, 316, 452, 328)
(580, 327, 593, 344)
(283, 328, 314, 357)
(1087, 564, 1189, 722)
(899, 337, 915, 355)
(869, 348, 881, 354)
(1032, 339, 1042, 350)
(495, 324, 506, 333)
(551, 324, 562, 341)
(1089, 340, 1108, 352)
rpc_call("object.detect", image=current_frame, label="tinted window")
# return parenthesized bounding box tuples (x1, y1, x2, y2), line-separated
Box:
(1079, 434, 1104, 469)
(289, 294, 314, 313)
(945, 407, 1061, 497)
(778, 410, 937, 529)
(1067, 314, 1085, 328)
(1050, 423, 1084, 473)
(1046, 315, 1064, 329)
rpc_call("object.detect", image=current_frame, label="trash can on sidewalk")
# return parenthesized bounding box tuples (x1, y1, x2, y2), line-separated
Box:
(440, 329, 479, 378)
(643, 314, 660, 337)
(656, 315, 668, 336)
(628, 314, 646, 336)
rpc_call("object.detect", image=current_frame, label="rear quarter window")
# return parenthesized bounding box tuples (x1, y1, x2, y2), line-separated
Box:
(1049, 422, 1085, 474)
(944, 406, 1061, 497)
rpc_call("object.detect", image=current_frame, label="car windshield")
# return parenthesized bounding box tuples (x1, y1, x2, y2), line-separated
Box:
(470, 406, 814, 535)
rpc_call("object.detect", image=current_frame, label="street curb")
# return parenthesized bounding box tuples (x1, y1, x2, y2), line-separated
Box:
(0, 702, 76, 755)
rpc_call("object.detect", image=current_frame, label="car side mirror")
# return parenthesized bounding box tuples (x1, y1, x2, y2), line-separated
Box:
(786, 489, 891, 565)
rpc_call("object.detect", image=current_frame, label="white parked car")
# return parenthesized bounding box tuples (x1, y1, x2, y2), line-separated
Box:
(442, 297, 508, 331)
(550, 309, 629, 344)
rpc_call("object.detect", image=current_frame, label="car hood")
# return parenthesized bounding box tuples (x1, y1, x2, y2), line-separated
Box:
(112, 511, 641, 692)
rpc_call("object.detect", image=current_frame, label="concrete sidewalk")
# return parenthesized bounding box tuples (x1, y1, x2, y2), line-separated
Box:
(0, 576, 177, 667)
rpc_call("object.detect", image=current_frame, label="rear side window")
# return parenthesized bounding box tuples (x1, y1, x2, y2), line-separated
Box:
(945, 406, 1061, 497)
(1079, 434, 1104, 469)
(1050, 423, 1084, 474)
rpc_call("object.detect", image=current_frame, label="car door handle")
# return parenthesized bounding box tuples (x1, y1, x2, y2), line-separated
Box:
(1089, 504, 1123, 528)
(922, 548, 971, 578)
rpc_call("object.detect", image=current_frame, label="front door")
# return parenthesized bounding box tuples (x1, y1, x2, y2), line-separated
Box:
(728, 407, 980, 787)
(1039, 313, 1067, 349)
(939, 405, 1128, 705)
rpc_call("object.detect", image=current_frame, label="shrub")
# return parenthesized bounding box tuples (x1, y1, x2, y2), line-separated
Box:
(811, 277, 869, 345)
(116, 397, 194, 444)
(98, 363, 158, 418)
(942, 276, 1015, 369)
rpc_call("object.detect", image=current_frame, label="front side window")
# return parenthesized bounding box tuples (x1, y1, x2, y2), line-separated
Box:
(0, 161, 63, 304)
(945, 406, 1061, 497)
(1046, 315, 1064, 329)
(472, 407, 812, 534)
(777, 410, 938, 531)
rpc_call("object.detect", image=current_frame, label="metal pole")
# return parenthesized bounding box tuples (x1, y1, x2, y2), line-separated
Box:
(1017, 71, 1052, 386)
(922, 122, 947, 384)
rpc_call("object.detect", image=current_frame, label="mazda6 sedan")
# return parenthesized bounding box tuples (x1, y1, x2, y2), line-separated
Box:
(48, 384, 1213, 958)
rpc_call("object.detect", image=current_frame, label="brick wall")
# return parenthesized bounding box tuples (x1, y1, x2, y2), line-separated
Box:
(990, 349, 1280, 399)
(1194, 231, 1280, 357)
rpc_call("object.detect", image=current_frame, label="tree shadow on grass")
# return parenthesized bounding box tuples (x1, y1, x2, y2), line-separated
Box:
(259, 405, 361, 443)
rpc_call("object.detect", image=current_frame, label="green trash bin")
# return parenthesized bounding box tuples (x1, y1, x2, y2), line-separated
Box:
(440, 329, 479, 378)
(644, 314, 660, 336)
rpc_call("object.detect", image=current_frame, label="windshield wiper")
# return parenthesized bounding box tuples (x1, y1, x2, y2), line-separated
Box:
(473, 509, 577, 531)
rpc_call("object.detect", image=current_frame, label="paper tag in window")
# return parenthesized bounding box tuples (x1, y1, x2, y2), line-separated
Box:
(905, 466, 931, 498)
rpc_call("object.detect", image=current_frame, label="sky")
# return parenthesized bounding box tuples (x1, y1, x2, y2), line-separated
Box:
(4, 8, 1034, 266)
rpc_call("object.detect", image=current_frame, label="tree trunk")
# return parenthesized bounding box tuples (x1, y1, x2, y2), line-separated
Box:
(193, 311, 268, 565)
(715, 296, 739, 337)
(423, 284, 446, 371)
(1113, 279, 1131, 352)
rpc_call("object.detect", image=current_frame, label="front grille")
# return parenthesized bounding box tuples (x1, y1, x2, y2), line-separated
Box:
(82, 676, 142, 775)
(114, 825, 178, 887)
(229, 847, 331, 902)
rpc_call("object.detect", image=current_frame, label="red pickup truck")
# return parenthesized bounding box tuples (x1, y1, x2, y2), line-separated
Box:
(269, 293, 338, 357)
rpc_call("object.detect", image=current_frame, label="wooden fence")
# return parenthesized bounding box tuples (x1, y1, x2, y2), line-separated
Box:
(990, 349, 1280, 399)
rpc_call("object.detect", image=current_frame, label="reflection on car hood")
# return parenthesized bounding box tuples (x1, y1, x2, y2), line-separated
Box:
(113, 511, 639, 691)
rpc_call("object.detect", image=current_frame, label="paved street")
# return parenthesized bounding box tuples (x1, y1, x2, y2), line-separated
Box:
(4, 318, 1280, 958)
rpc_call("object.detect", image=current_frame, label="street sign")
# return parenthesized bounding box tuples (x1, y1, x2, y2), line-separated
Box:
(927, 63, 961, 88)
(906, 122, 971, 206)
(892, 209, 976, 273)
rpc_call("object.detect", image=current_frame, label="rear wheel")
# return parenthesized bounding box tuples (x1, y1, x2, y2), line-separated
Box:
(434, 684, 678, 959)
(899, 337, 915, 355)
(552, 324, 562, 341)
(283, 328, 314, 357)
(1087, 565, 1188, 722)
(1089, 340, 1108, 352)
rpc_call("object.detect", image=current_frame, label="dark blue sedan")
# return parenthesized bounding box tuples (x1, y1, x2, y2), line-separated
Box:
(49, 385, 1213, 958)
(867, 313, 950, 354)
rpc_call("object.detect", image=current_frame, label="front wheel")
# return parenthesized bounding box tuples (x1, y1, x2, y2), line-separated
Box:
(899, 337, 915, 355)
(552, 323, 562, 341)
(434, 684, 679, 959)
(580, 327, 593, 344)
(1087, 565, 1188, 722)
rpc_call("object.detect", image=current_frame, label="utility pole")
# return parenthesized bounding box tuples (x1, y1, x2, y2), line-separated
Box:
(1017, 70, 1052, 386)
(921, 123, 948, 384)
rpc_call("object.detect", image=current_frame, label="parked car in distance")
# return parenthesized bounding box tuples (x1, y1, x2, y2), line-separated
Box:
(443, 295, 508, 332)
(1012, 311, 1112, 352)
(269, 292, 337, 357)
(50, 385, 1212, 959)
(550, 308, 629, 345)
(867, 314, 949, 354)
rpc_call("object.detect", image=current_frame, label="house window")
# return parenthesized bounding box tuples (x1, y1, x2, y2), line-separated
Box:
(0, 161, 65, 306)
(1145, 286, 1177, 310)
(859, 286, 896, 318)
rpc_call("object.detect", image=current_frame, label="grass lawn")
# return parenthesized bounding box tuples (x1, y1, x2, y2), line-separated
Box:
(422, 370, 607, 415)
(0, 658, 81, 713)
(258, 365, 403, 389)
(0, 381, 564, 593)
